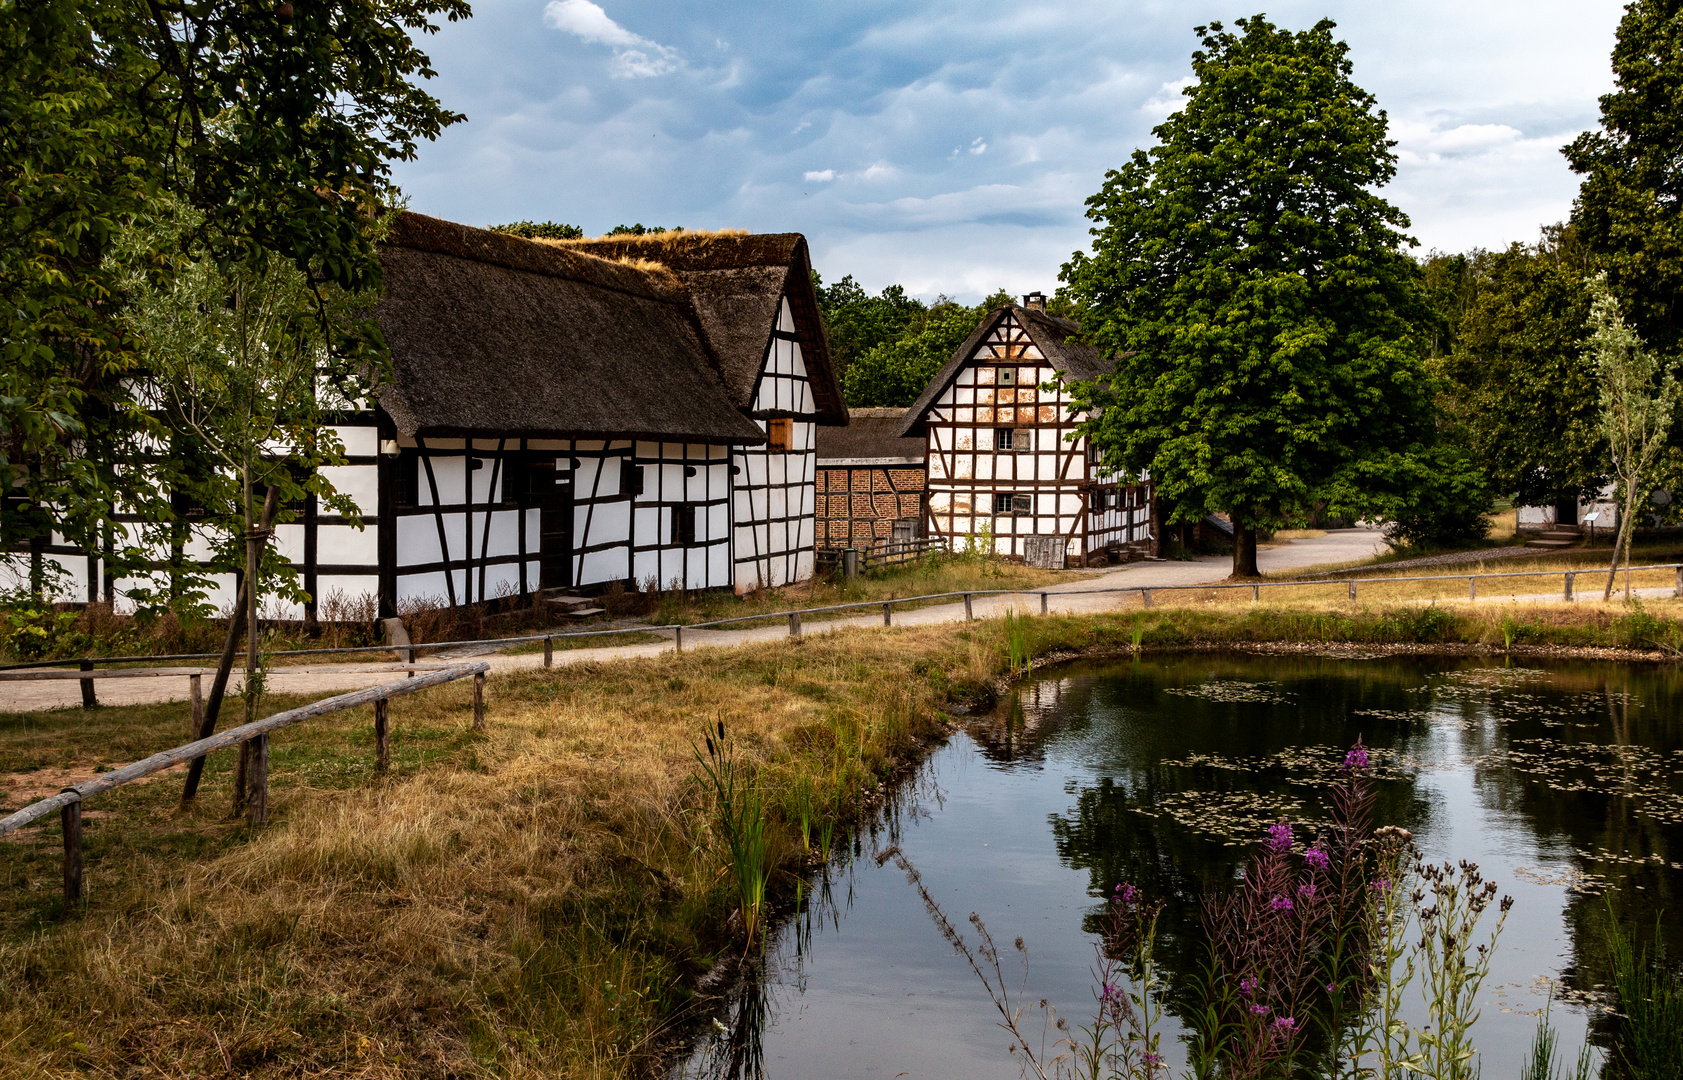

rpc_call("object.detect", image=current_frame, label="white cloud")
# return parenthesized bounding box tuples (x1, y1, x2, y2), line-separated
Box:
(1141, 77, 1194, 120)
(858, 162, 897, 182)
(542, 0, 678, 78)
(969, 137, 987, 155)
(804, 169, 836, 182)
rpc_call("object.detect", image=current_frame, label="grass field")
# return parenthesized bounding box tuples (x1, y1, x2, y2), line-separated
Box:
(2, 600, 1681, 1077)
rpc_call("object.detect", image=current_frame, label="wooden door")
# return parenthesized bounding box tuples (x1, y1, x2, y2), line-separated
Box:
(527, 460, 573, 590)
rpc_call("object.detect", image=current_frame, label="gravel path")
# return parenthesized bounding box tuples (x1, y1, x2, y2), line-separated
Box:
(1304, 545, 1558, 576)
(0, 528, 1406, 714)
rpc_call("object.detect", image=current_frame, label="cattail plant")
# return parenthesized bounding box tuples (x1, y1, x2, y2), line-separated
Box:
(694, 720, 771, 944)
(1005, 608, 1034, 676)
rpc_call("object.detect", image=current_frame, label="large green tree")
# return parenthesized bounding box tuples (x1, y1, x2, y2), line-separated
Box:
(1062, 17, 1479, 575)
(1432, 227, 1606, 508)
(1, 0, 467, 589)
(1565, 0, 1683, 355)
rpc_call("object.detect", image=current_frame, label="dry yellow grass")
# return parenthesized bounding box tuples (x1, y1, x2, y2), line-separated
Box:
(0, 623, 1004, 1079)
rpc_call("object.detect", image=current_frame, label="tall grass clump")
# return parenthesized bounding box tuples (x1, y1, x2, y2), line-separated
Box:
(1605, 906, 1683, 1080)
(1004, 608, 1034, 675)
(694, 720, 771, 944)
(1520, 997, 1597, 1080)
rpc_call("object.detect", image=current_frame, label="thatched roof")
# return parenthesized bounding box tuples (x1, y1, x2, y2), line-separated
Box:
(816, 409, 926, 464)
(563, 233, 847, 425)
(375, 213, 765, 444)
(896, 306, 1113, 438)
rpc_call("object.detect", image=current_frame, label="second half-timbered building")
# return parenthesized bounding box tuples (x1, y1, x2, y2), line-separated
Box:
(814, 408, 927, 549)
(896, 295, 1156, 566)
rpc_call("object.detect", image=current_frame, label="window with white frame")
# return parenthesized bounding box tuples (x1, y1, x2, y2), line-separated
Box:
(993, 493, 1032, 514)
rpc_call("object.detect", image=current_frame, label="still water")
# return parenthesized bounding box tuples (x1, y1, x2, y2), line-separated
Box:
(678, 654, 1683, 1079)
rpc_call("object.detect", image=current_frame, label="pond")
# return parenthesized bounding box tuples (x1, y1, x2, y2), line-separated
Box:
(676, 654, 1683, 1080)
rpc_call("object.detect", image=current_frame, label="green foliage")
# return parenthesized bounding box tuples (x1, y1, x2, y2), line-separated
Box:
(1566, 0, 1683, 355)
(491, 220, 584, 240)
(1062, 18, 1460, 573)
(1604, 903, 1683, 1080)
(1, 0, 467, 576)
(814, 273, 927, 385)
(607, 223, 676, 235)
(1380, 443, 1494, 549)
(842, 301, 987, 407)
(693, 721, 770, 943)
(1431, 227, 1605, 506)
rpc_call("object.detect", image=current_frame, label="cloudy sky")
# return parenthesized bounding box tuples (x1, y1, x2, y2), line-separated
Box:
(392, 0, 1626, 304)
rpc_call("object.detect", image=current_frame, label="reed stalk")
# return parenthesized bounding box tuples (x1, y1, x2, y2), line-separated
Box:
(694, 721, 771, 944)
(1605, 904, 1683, 1080)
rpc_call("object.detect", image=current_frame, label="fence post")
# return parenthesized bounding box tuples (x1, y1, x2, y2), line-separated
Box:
(1675, 566, 1682, 599)
(543, 636, 553, 668)
(963, 594, 973, 620)
(1565, 572, 1575, 602)
(1348, 581, 1357, 602)
(883, 602, 892, 626)
(674, 625, 684, 652)
(472, 671, 486, 732)
(1468, 577, 1477, 601)
(1253, 584, 1260, 602)
(248, 734, 269, 826)
(374, 697, 390, 773)
(79, 659, 96, 709)
(788, 611, 802, 637)
(1040, 592, 1049, 615)
(60, 796, 83, 905)
(1141, 589, 1153, 609)
(189, 674, 203, 741)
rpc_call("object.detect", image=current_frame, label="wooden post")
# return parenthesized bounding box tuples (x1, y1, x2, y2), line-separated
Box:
(472, 671, 486, 732)
(1675, 566, 1682, 598)
(79, 659, 96, 709)
(883, 602, 892, 626)
(543, 636, 553, 668)
(374, 698, 390, 773)
(247, 734, 269, 825)
(233, 742, 249, 814)
(1349, 581, 1357, 602)
(1040, 592, 1048, 615)
(1141, 589, 1153, 609)
(963, 594, 973, 620)
(1468, 577, 1477, 600)
(674, 625, 684, 652)
(1565, 572, 1575, 602)
(788, 611, 802, 637)
(60, 797, 83, 905)
(1253, 584, 1260, 602)
(843, 549, 859, 579)
(189, 675, 203, 741)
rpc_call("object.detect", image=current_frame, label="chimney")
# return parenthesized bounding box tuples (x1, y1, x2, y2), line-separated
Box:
(1023, 291, 1046, 311)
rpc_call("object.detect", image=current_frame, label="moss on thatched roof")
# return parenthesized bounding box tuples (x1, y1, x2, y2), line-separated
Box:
(375, 213, 765, 445)
(566, 232, 847, 425)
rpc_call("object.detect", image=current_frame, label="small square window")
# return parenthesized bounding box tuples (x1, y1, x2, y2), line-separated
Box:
(672, 504, 698, 546)
(993, 493, 1032, 515)
(994, 427, 1015, 451)
(997, 367, 1017, 386)
(767, 417, 793, 451)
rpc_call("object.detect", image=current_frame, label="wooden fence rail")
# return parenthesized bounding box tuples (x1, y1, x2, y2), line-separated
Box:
(0, 661, 489, 906)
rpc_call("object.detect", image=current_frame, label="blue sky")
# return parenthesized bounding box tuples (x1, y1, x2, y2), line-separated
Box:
(392, 1, 1626, 304)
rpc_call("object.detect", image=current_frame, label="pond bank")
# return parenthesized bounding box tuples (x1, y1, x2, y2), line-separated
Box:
(2, 601, 1681, 1078)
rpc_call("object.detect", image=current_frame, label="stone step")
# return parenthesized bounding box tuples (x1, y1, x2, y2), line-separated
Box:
(1525, 538, 1580, 549)
(561, 607, 605, 619)
(1539, 529, 1583, 540)
(544, 594, 594, 611)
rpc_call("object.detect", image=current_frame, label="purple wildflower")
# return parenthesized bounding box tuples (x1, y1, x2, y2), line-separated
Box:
(1272, 1016, 1299, 1035)
(1344, 739, 1371, 773)
(1115, 882, 1140, 905)
(1269, 894, 1295, 912)
(1238, 976, 1257, 996)
(1304, 846, 1330, 871)
(1297, 882, 1317, 900)
(1101, 982, 1123, 1005)
(1144, 1053, 1165, 1068)
(1267, 821, 1293, 853)
(1248, 1003, 1271, 1016)
(1373, 878, 1391, 893)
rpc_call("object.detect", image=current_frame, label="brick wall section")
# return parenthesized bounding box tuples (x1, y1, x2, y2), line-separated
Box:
(815, 464, 927, 547)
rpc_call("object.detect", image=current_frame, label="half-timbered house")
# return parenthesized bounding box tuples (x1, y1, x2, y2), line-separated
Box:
(896, 295, 1156, 567)
(16, 213, 846, 616)
(814, 408, 927, 549)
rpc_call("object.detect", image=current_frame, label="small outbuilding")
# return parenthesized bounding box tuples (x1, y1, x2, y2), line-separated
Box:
(814, 408, 928, 549)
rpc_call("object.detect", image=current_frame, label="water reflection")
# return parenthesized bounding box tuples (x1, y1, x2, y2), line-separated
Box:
(675, 655, 1683, 1079)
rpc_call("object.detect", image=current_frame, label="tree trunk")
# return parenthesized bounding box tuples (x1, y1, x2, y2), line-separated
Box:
(179, 483, 280, 804)
(1232, 522, 1260, 578)
(1605, 487, 1637, 601)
